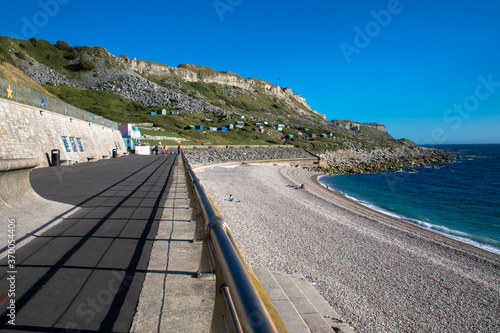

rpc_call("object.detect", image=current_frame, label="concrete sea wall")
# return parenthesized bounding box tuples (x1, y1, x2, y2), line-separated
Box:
(0, 98, 127, 167)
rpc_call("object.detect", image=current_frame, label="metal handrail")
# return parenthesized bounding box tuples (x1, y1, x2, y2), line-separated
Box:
(181, 152, 278, 333)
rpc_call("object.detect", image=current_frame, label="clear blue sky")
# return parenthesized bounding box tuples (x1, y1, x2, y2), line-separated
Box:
(2, 0, 499, 144)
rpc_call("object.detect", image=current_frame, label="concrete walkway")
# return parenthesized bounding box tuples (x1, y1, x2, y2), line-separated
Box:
(130, 156, 213, 332)
(0, 154, 179, 332)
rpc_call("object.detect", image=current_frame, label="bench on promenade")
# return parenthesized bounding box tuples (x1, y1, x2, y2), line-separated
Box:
(87, 156, 98, 162)
(59, 158, 74, 165)
(102, 155, 111, 159)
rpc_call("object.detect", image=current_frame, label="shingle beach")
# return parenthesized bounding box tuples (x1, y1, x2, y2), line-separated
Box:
(197, 164, 500, 333)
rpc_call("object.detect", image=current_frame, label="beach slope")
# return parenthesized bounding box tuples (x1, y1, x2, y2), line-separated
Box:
(197, 164, 500, 333)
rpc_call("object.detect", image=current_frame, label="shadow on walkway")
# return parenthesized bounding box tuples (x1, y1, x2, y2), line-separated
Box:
(0, 154, 176, 332)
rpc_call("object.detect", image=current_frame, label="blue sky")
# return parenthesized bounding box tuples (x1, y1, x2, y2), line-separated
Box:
(1, 0, 499, 144)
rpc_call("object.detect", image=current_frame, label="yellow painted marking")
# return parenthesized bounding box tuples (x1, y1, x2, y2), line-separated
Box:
(7, 85, 13, 98)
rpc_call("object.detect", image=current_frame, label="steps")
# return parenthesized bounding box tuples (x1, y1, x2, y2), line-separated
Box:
(253, 267, 354, 333)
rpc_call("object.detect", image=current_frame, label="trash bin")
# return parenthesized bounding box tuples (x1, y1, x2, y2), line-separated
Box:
(51, 149, 60, 167)
(112, 149, 117, 158)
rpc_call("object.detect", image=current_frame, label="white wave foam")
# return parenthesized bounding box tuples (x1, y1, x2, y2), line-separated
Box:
(317, 177, 500, 255)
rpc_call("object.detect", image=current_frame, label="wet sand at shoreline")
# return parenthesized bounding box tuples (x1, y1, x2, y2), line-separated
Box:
(197, 164, 500, 333)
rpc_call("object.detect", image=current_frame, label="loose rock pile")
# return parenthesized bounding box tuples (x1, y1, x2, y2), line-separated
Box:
(14, 52, 227, 115)
(318, 146, 455, 174)
(184, 147, 314, 167)
(184, 146, 455, 173)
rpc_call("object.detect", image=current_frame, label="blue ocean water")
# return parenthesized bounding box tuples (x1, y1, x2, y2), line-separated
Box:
(318, 144, 500, 254)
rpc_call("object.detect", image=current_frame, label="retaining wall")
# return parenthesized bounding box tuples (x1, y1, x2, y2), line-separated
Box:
(0, 158, 75, 258)
(0, 98, 127, 167)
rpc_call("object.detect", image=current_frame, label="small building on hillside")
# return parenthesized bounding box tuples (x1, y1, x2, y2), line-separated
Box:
(274, 124, 285, 131)
(195, 125, 204, 130)
(209, 127, 218, 132)
(217, 126, 228, 131)
(225, 124, 234, 130)
(169, 110, 180, 115)
(146, 112, 157, 116)
(235, 121, 245, 128)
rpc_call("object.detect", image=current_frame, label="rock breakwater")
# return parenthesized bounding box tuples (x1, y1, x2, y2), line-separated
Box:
(318, 146, 455, 174)
(184, 147, 314, 167)
(184, 146, 454, 174)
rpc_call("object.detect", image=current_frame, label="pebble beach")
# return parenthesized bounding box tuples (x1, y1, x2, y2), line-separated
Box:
(197, 164, 500, 333)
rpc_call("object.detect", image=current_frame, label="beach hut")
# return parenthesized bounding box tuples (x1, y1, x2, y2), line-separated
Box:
(217, 126, 228, 132)
(226, 124, 234, 130)
(274, 124, 284, 131)
(146, 112, 157, 116)
(235, 121, 245, 128)
(195, 125, 204, 130)
(209, 127, 218, 132)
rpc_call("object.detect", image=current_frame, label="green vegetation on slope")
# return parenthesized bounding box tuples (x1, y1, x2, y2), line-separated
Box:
(0, 35, 407, 150)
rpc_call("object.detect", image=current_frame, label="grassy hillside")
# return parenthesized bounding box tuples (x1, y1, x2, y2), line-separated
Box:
(0, 61, 56, 97)
(0, 35, 406, 150)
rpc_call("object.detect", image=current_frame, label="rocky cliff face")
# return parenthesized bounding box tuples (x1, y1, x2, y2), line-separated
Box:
(122, 58, 325, 119)
(331, 120, 388, 133)
(11, 44, 323, 120)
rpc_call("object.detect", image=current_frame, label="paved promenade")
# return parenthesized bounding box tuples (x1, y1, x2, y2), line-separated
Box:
(0, 154, 178, 332)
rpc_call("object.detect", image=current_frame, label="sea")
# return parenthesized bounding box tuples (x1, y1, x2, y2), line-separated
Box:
(317, 144, 500, 255)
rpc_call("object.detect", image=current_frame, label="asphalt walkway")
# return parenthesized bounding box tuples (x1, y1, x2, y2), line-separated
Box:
(0, 154, 177, 332)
